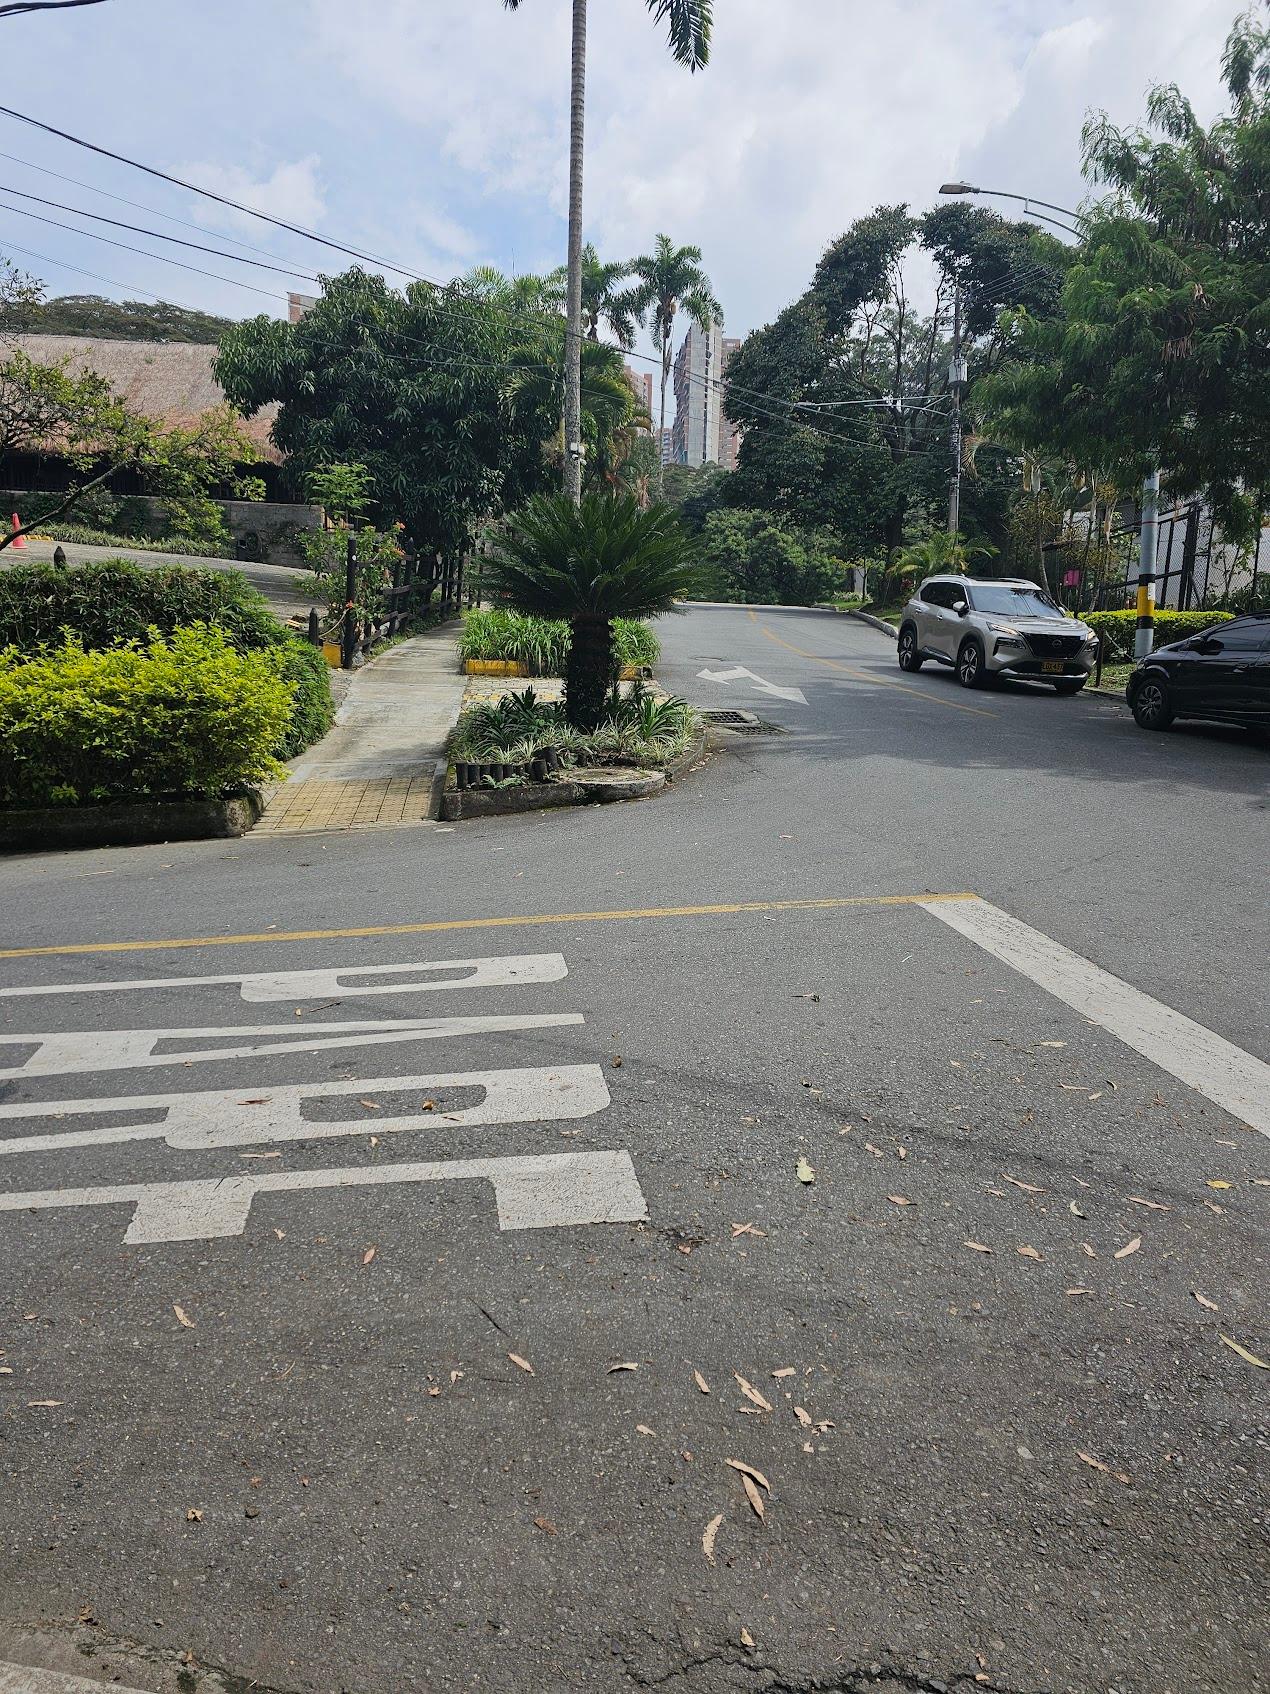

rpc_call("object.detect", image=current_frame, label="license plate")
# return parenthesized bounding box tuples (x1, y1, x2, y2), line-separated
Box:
(1041, 660, 1065, 674)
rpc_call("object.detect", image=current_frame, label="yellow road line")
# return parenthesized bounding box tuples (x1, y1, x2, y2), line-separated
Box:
(749, 611, 998, 718)
(0, 892, 977, 961)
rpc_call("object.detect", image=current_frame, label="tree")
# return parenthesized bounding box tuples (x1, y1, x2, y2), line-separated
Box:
(891, 529, 997, 580)
(502, 0, 712, 503)
(304, 462, 375, 525)
(506, 331, 649, 494)
(548, 245, 642, 348)
(628, 234, 722, 483)
(13, 294, 237, 343)
(979, 7, 1270, 543)
(486, 491, 699, 729)
(697, 508, 848, 605)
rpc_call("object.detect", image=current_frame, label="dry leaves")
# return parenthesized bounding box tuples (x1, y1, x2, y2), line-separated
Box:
(362, 1246, 377, 1266)
(740, 1627, 756, 1650)
(702, 1513, 724, 1566)
(1082, 1243, 1098, 1258)
(1016, 1246, 1043, 1262)
(741, 1474, 766, 1519)
(1114, 1237, 1142, 1260)
(1004, 1175, 1045, 1194)
(533, 1516, 556, 1535)
(795, 1157, 816, 1184)
(1069, 1202, 1087, 1218)
(635, 1424, 656, 1437)
(1207, 1179, 1232, 1190)
(964, 1240, 993, 1254)
(1039, 1040, 1067, 1048)
(1128, 1196, 1170, 1212)
(1192, 1291, 1219, 1312)
(1077, 1450, 1130, 1485)
(731, 1222, 766, 1238)
(173, 1304, 195, 1329)
(793, 1405, 813, 1427)
(1065, 1288, 1094, 1297)
(507, 1352, 535, 1375)
(725, 1458, 771, 1491)
(1219, 1334, 1268, 1370)
(358, 1099, 381, 1111)
(734, 1374, 773, 1412)
(771, 1367, 796, 1378)
(185, 1507, 204, 1522)
(693, 1370, 711, 1395)
(887, 1195, 913, 1207)
(607, 1362, 638, 1374)
(27, 1399, 62, 1407)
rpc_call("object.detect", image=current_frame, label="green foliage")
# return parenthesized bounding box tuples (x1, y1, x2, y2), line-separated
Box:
(305, 462, 375, 523)
(22, 522, 236, 558)
(503, 0, 712, 70)
(297, 524, 406, 624)
(696, 509, 848, 604)
(14, 294, 236, 343)
(1227, 577, 1270, 613)
(1082, 608, 1234, 663)
(0, 625, 294, 806)
(658, 462, 729, 534)
(271, 638, 335, 759)
(458, 608, 659, 674)
(449, 684, 696, 770)
(892, 530, 998, 578)
(628, 234, 722, 449)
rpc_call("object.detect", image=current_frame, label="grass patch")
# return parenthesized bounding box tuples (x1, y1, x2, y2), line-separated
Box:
(458, 608, 659, 675)
(449, 685, 697, 784)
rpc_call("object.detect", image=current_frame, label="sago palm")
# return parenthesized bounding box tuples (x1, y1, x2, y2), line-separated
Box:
(502, 1, 712, 502)
(628, 234, 722, 482)
(487, 491, 700, 730)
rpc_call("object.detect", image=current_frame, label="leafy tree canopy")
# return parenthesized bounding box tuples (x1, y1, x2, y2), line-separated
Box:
(11, 294, 238, 343)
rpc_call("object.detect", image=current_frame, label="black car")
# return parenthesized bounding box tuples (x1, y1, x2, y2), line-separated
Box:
(1126, 613, 1270, 732)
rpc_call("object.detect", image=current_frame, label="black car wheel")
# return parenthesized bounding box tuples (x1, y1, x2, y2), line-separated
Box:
(1131, 676, 1174, 730)
(1053, 679, 1086, 696)
(956, 637, 987, 689)
(897, 624, 924, 672)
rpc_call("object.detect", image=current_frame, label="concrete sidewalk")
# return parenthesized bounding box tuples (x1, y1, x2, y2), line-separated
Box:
(254, 621, 466, 835)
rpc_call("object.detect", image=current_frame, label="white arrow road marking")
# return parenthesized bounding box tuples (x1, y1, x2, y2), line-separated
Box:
(0, 1150, 649, 1243)
(921, 896, 1270, 1137)
(0, 952, 568, 1002)
(0, 1012, 582, 1079)
(0, 1064, 611, 1156)
(696, 664, 807, 705)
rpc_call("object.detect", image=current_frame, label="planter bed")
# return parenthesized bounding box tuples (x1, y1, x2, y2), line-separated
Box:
(0, 788, 264, 853)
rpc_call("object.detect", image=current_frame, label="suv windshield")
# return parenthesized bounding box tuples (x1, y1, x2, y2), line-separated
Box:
(969, 584, 1063, 618)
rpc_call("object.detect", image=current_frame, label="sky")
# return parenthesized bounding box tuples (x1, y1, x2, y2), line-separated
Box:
(0, 0, 1240, 390)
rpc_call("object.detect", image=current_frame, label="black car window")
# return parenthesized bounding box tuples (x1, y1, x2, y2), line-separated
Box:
(1193, 621, 1270, 655)
(921, 581, 951, 608)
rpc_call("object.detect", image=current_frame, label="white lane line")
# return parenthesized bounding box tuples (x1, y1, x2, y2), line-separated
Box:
(0, 1150, 648, 1243)
(921, 896, 1270, 1136)
(696, 664, 807, 705)
(0, 952, 568, 1002)
(0, 1012, 582, 1079)
(0, 1064, 611, 1156)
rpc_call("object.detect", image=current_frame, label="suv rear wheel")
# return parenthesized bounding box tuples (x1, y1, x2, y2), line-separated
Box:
(897, 624, 924, 672)
(956, 636, 988, 689)
(1131, 676, 1174, 730)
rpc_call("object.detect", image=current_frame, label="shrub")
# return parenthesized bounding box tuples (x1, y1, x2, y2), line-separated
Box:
(271, 638, 335, 759)
(695, 509, 849, 606)
(458, 609, 659, 674)
(1082, 608, 1235, 662)
(448, 684, 695, 771)
(0, 625, 295, 806)
(1226, 577, 1270, 614)
(0, 560, 282, 651)
(30, 522, 237, 558)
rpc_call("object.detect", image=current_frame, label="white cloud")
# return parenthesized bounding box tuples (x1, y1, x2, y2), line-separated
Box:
(180, 154, 327, 236)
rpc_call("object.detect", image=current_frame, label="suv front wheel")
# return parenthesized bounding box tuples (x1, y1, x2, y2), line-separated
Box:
(897, 624, 924, 672)
(956, 636, 988, 689)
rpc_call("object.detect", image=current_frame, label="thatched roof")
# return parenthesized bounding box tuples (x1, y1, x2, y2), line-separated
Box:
(10, 334, 282, 463)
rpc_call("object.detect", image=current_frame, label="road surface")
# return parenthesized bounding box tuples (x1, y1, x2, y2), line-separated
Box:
(0, 607, 1265, 1694)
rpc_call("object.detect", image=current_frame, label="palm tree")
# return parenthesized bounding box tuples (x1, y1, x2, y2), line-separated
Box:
(502, 1, 712, 504)
(885, 530, 997, 600)
(487, 491, 700, 729)
(549, 245, 642, 348)
(628, 234, 722, 484)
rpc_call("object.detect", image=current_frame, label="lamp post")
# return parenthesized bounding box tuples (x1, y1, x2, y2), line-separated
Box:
(938, 181, 1087, 239)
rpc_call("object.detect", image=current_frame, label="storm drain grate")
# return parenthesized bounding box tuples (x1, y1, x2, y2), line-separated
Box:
(700, 709, 786, 735)
(701, 709, 756, 726)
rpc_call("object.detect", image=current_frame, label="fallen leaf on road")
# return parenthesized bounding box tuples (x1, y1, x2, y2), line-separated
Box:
(1219, 1334, 1268, 1370)
(173, 1304, 195, 1329)
(1069, 1202, 1087, 1218)
(1087, 1092, 1103, 1102)
(1252, 1178, 1270, 1187)
(896, 1145, 907, 1159)
(0, 1367, 11, 1375)
(964, 1241, 993, 1254)
(771, 1367, 795, 1378)
(450, 1370, 463, 1384)
(887, 1195, 913, 1207)
(607, 1362, 638, 1373)
(508, 1352, 535, 1375)
(1058, 1083, 1087, 1091)
(734, 1374, 773, 1412)
(731, 1223, 767, 1238)
(1082, 1243, 1098, 1258)
(238, 1098, 269, 1106)
(724, 1458, 770, 1491)
(611, 1056, 622, 1068)
(273, 1229, 285, 1240)
(1192, 1292, 1219, 1312)
(362, 1246, 377, 1266)
(1204, 1200, 1226, 1215)
(693, 1370, 711, 1394)
(1017, 1246, 1043, 1261)
(949, 1060, 962, 1069)
(533, 1517, 556, 1535)
(702, 1513, 723, 1565)
(741, 1474, 766, 1520)
(1114, 1237, 1141, 1260)
(794, 1405, 812, 1426)
(420, 1100, 436, 1112)
(1065, 1288, 1094, 1297)
(1207, 1180, 1232, 1190)
(357, 1100, 381, 1111)
(1004, 1176, 1045, 1194)
(185, 1508, 204, 1522)
(239, 1151, 281, 1161)
(795, 1157, 816, 1184)
(635, 1424, 656, 1437)
(740, 1627, 756, 1649)
(27, 1400, 61, 1407)
(1039, 1040, 1067, 1048)
(1128, 1197, 1170, 1211)
(1077, 1450, 1130, 1484)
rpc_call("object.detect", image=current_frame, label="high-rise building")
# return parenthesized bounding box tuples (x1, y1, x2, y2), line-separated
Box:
(670, 321, 741, 467)
(623, 364, 655, 431)
(660, 427, 673, 466)
(288, 292, 318, 323)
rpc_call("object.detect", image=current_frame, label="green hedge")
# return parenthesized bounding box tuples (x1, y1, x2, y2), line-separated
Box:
(1083, 608, 1234, 662)
(458, 608, 659, 674)
(0, 625, 295, 806)
(0, 560, 332, 760)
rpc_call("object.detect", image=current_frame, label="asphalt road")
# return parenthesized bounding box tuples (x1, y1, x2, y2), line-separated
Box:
(0, 607, 1265, 1694)
(7, 538, 318, 623)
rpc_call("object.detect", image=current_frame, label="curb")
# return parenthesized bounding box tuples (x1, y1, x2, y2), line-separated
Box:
(0, 789, 263, 855)
(0, 1662, 152, 1694)
(815, 604, 899, 641)
(441, 727, 707, 823)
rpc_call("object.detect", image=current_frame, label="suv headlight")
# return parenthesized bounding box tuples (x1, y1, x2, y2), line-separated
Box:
(987, 622, 1025, 641)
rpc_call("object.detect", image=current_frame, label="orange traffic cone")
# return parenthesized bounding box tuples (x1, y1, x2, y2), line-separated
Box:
(9, 512, 26, 549)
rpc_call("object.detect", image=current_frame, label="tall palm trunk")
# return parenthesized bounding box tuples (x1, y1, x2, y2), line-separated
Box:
(566, 612, 614, 730)
(657, 331, 671, 492)
(563, 0, 587, 506)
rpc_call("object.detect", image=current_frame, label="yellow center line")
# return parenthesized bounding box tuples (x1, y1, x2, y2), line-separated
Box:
(0, 892, 978, 961)
(748, 610, 999, 717)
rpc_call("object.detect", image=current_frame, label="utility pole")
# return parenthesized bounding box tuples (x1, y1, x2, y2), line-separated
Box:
(947, 281, 965, 534)
(341, 530, 357, 670)
(562, 0, 587, 505)
(1135, 468, 1159, 659)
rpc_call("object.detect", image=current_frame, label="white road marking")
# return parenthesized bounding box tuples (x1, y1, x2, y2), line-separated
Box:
(0, 1150, 648, 1243)
(0, 1012, 582, 1079)
(921, 896, 1270, 1137)
(0, 952, 568, 1002)
(0, 1064, 611, 1156)
(696, 664, 807, 705)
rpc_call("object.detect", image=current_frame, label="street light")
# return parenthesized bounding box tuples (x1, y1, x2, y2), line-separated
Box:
(938, 181, 1086, 239)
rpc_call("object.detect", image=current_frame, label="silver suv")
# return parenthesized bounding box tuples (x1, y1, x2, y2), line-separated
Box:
(897, 576, 1098, 693)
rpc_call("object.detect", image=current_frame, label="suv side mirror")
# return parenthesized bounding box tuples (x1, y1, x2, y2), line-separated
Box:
(952, 600, 969, 616)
